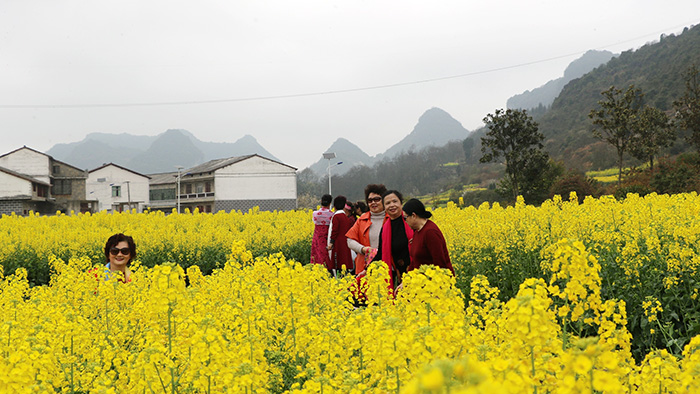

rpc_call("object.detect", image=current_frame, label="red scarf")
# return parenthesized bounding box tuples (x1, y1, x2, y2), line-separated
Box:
(380, 217, 413, 290)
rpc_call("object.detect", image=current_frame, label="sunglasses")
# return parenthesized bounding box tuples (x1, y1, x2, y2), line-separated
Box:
(367, 197, 382, 203)
(109, 247, 131, 256)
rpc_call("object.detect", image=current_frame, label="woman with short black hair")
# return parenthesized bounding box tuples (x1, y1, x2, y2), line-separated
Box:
(402, 198, 455, 276)
(104, 233, 136, 282)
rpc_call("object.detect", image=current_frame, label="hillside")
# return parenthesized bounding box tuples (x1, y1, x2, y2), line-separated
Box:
(307, 107, 470, 177)
(378, 107, 470, 160)
(507, 50, 615, 110)
(307, 138, 374, 177)
(539, 24, 700, 170)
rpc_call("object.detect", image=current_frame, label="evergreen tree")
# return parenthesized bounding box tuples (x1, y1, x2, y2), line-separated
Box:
(479, 108, 550, 203)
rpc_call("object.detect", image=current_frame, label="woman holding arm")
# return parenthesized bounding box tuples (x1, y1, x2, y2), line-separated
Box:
(345, 184, 388, 275)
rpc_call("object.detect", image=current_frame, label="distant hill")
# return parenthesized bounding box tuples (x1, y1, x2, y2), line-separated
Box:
(47, 130, 279, 173)
(538, 24, 700, 170)
(378, 107, 470, 160)
(307, 107, 470, 177)
(307, 138, 374, 177)
(127, 130, 205, 173)
(507, 50, 615, 110)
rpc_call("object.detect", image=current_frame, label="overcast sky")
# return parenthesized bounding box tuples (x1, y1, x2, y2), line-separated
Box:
(1, 1, 699, 169)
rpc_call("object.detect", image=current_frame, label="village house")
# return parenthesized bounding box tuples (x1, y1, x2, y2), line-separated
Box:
(148, 154, 297, 213)
(0, 146, 94, 215)
(87, 163, 150, 213)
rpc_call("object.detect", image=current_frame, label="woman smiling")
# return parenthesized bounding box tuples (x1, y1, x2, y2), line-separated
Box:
(346, 184, 388, 275)
(104, 233, 136, 283)
(374, 190, 413, 289)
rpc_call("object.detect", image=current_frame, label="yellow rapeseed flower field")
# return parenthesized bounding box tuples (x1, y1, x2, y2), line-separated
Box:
(1, 193, 700, 392)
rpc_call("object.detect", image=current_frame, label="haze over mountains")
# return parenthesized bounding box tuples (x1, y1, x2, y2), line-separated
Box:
(44, 42, 649, 176)
(47, 130, 279, 174)
(506, 50, 616, 110)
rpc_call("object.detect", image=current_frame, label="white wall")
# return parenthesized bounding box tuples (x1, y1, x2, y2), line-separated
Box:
(86, 165, 150, 212)
(214, 156, 296, 200)
(0, 148, 50, 184)
(0, 172, 32, 198)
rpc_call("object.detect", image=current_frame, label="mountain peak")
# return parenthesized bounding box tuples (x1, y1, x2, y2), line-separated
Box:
(379, 107, 469, 159)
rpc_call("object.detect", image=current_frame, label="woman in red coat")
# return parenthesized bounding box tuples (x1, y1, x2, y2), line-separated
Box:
(402, 198, 455, 276)
(327, 195, 354, 276)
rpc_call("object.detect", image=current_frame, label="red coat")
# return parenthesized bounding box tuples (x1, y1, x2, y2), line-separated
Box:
(329, 212, 353, 270)
(407, 220, 455, 275)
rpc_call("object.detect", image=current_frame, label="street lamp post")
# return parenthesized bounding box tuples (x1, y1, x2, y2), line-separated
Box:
(124, 181, 131, 211)
(322, 152, 343, 195)
(175, 166, 184, 214)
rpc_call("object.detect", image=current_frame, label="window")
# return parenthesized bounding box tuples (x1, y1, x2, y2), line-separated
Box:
(52, 165, 60, 174)
(150, 188, 175, 201)
(37, 185, 47, 197)
(196, 183, 204, 193)
(185, 184, 192, 194)
(112, 185, 121, 197)
(205, 182, 211, 192)
(52, 179, 72, 195)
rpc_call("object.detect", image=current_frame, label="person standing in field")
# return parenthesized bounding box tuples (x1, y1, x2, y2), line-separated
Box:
(346, 184, 388, 276)
(327, 195, 354, 276)
(374, 190, 413, 289)
(310, 194, 333, 268)
(402, 198, 455, 276)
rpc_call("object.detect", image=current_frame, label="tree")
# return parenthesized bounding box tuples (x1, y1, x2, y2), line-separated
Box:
(589, 85, 644, 185)
(628, 106, 675, 171)
(479, 108, 549, 202)
(462, 137, 475, 162)
(673, 64, 700, 152)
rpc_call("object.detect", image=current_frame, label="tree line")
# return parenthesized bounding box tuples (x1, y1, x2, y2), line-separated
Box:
(479, 64, 700, 204)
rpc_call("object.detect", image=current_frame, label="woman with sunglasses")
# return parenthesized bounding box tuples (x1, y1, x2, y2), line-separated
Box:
(345, 183, 388, 276)
(104, 233, 136, 283)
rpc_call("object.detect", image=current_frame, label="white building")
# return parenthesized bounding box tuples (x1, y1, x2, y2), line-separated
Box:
(87, 163, 150, 213)
(0, 165, 51, 215)
(148, 154, 297, 213)
(0, 146, 92, 215)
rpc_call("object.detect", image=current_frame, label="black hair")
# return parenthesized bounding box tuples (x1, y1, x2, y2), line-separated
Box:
(104, 233, 137, 264)
(321, 194, 332, 207)
(403, 198, 432, 219)
(382, 189, 404, 204)
(355, 201, 369, 213)
(364, 184, 387, 202)
(333, 195, 347, 211)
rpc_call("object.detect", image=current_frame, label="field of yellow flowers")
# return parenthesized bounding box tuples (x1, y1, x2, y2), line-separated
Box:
(1, 193, 700, 392)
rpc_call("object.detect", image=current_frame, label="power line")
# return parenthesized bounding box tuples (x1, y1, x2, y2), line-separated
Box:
(1, 20, 697, 109)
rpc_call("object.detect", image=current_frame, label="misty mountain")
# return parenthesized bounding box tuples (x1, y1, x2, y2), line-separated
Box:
(48, 129, 279, 173)
(307, 107, 470, 177)
(47, 133, 156, 170)
(126, 130, 205, 173)
(307, 138, 375, 177)
(507, 50, 615, 110)
(378, 107, 470, 160)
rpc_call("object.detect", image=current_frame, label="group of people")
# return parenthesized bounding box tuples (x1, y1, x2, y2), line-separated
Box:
(310, 184, 455, 290)
(103, 186, 455, 291)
